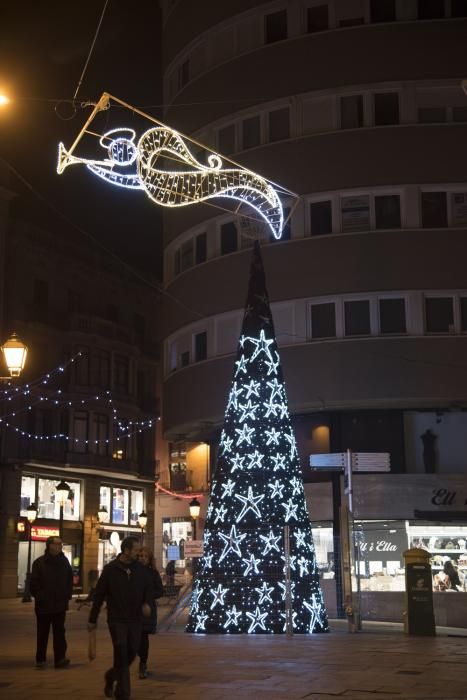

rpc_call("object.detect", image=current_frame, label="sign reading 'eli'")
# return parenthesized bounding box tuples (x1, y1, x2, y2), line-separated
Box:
(57, 93, 297, 240)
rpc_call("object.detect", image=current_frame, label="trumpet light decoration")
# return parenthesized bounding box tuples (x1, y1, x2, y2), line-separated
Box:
(57, 93, 296, 239)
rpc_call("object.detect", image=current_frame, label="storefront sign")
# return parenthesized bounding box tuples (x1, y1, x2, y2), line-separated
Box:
(405, 563, 436, 636)
(31, 525, 60, 541)
(358, 528, 408, 559)
(184, 540, 204, 558)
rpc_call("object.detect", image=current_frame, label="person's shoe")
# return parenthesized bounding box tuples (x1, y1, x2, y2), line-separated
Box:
(104, 671, 115, 698)
(54, 658, 70, 669)
(35, 661, 46, 669)
(138, 662, 147, 679)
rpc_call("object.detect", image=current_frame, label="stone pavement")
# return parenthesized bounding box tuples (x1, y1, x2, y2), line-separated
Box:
(0, 598, 466, 700)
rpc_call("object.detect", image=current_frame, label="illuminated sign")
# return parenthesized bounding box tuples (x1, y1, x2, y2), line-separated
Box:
(31, 525, 60, 541)
(56, 93, 297, 241)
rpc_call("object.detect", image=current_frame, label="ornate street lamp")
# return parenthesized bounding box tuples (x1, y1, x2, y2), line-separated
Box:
(138, 511, 148, 544)
(189, 498, 201, 577)
(97, 504, 109, 524)
(22, 503, 38, 603)
(1, 333, 28, 379)
(55, 480, 70, 539)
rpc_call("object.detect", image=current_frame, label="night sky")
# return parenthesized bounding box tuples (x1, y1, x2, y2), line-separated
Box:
(0, 0, 163, 277)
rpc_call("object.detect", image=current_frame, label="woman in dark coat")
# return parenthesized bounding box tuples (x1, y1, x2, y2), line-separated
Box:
(137, 546, 164, 678)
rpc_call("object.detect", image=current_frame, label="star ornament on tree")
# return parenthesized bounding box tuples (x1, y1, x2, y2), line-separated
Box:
(246, 606, 269, 633)
(210, 584, 229, 610)
(259, 529, 282, 554)
(242, 553, 261, 575)
(235, 486, 265, 522)
(224, 605, 243, 630)
(255, 581, 274, 604)
(249, 329, 274, 362)
(218, 525, 247, 562)
(235, 423, 255, 446)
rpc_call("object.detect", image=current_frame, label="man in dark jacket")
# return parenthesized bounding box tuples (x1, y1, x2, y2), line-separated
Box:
(88, 536, 152, 700)
(30, 536, 73, 669)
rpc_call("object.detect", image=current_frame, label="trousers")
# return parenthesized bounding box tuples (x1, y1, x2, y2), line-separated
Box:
(105, 621, 142, 700)
(138, 631, 149, 664)
(35, 611, 67, 663)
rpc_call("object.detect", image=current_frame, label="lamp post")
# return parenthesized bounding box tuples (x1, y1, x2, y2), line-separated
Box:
(22, 502, 38, 603)
(1, 333, 28, 379)
(56, 480, 70, 539)
(138, 511, 147, 544)
(189, 498, 201, 577)
(97, 504, 109, 525)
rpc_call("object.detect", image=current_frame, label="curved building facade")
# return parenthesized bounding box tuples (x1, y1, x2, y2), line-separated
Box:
(159, 1, 467, 620)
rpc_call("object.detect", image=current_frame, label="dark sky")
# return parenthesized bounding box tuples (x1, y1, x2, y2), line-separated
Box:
(0, 0, 163, 277)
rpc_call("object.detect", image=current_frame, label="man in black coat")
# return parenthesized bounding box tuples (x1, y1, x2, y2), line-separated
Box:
(88, 536, 152, 700)
(30, 536, 73, 669)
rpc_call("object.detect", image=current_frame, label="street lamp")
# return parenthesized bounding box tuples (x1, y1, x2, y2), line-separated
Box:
(189, 498, 201, 577)
(56, 480, 70, 539)
(97, 504, 109, 524)
(22, 502, 38, 603)
(1, 333, 28, 379)
(138, 511, 147, 544)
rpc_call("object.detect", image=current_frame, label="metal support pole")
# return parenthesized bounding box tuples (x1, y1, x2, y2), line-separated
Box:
(284, 525, 293, 638)
(22, 524, 33, 603)
(59, 504, 64, 540)
(192, 519, 197, 577)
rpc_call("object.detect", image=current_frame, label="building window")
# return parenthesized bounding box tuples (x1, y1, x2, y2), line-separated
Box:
(242, 115, 261, 149)
(452, 106, 467, 122)
(90, 349, 110, 388)
(20, 475, 36, 516)
(418, 0, 445, 19)
(344, 300, 371, 336)
(421, 192, 447, 228)
(370, 0, 396, 22)
(268, 108, 290, 142)
(265, 9, 287, 43)
(310, 200, 332, 235)
(112, 487, 129, 525)
(340, 95, 363, 129)
(180, 239, 194, 273)
(452, 0, 467, 17)
(130, 490, 144, 526)
(379, 298, 406, 334)
(195, 232, 207, 264)
(100, 485, 111, 513)
(180, 350, 190, 367)
(38, 478, 80, 521)
(194, 331, 207, 362)
(169, 342, 177, 372)
(451, 193, 467, 226)
(72, 410, 88, 453)
(93, 413, 109, 456)
(311, 303, 336, 339)
(114, 354, 130, 395)
(178, 59, 189, 89)
(341, 195, 370, 232)
(375, 195, 401, 229)
(425, 297, 454, 333)
(220, 221, 238, 255)
(218, 124, 236, 154)
(307, 5, 329, 32)
(418, 107, 446, 123)
(374, 93, 399, 126)
(461, 297, 467, 331)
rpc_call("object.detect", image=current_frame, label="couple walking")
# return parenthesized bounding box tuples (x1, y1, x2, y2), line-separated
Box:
(89, 535, 164, 699)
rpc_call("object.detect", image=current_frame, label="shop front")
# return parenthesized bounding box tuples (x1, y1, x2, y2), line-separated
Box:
(305, 473, 467, 627)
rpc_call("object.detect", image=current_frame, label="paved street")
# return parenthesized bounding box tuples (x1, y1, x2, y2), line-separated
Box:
(0, 598, 466, 700)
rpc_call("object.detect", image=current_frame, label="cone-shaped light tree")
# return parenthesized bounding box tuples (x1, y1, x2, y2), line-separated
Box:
(187, 242, 328, 634)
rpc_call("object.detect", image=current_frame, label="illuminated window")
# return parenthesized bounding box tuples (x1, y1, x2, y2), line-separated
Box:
(130, 490, 144, 526)
(38, 478, 81, 521)
(20, 475, 36, 516)
(112, 488, 129, 525)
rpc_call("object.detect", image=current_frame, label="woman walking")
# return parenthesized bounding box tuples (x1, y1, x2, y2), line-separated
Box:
(137, 546, 164, 678)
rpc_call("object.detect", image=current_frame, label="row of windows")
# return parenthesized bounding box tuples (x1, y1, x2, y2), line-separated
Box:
(72, 347, 131, 395)
(213, 86, 467, 155)
(168, 188, 467, 281)
(20, 475, 144, 527)
(31, 280, 147, 339)
(166, 292, 467, 374)
(169, 0, 467, 96)
(310, 294, 467, 338)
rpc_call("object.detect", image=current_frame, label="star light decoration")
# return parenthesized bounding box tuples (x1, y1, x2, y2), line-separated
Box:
(186, 242, 328, 634)
(56, 94, 298, 240)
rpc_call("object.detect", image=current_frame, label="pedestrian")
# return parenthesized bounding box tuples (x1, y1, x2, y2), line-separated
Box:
(165, 558, 175, 586)
(30, 535, 73, 669)
(444, 560, 462, 591)
(88, 536, 152, 700)
(137, 546, 164, 679)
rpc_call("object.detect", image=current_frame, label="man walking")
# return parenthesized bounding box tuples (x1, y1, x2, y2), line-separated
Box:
(30, 535, 73, 669)
(88, 536, 152, 700)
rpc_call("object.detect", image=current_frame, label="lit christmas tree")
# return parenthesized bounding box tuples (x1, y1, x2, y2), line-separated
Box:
(187, 242, 328, 634)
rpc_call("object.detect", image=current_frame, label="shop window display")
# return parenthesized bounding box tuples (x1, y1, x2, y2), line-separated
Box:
(130, 490, 144, 526)
(37, 478, 80, 520)
(20, 475, 36, 515)
(112, 487, 129, 524)
(162, 517, 193, 571)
